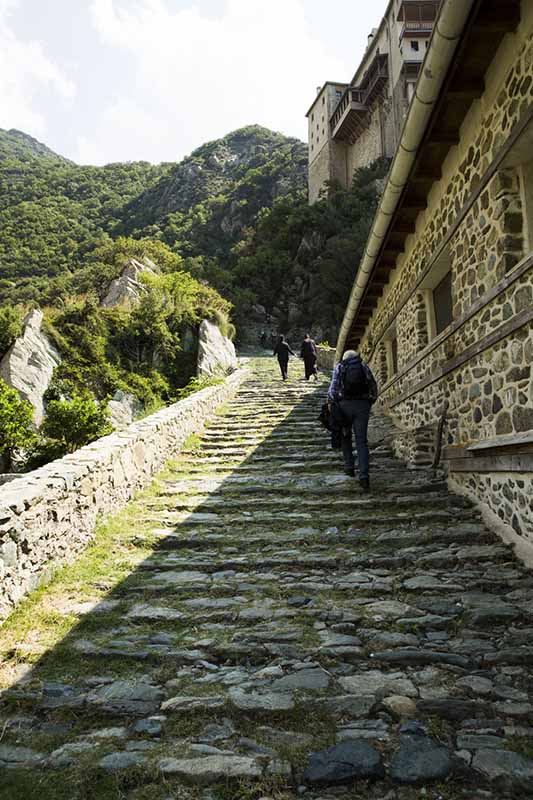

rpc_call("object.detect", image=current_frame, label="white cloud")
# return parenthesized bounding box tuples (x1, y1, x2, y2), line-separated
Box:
(79, 0, 347, 164)
(0, 0, 75, 137)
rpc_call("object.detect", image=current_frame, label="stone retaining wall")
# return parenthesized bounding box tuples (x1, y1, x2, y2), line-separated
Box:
(316, 346, 336, 372)
(0, 368, 248, 620)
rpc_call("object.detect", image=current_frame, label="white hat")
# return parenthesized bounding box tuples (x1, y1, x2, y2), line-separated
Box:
(342, 349, 358, 361)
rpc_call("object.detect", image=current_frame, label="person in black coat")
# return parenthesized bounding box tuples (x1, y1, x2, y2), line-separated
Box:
(273, 335, 295, 380)
(300, 333, 318, 380)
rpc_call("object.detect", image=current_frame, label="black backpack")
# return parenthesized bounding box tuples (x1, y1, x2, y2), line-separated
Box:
(341, 358, 368, 399)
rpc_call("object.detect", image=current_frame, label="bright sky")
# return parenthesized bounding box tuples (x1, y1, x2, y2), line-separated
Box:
(0, 0, 389, 165)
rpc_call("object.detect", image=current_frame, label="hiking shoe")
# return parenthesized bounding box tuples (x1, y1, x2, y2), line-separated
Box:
(359, 478, 370, 492)
(344, 468, 356, 477)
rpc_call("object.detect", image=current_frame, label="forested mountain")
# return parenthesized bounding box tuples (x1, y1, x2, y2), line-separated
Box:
(0, 124, 387, 469)
(0, 128, 70, 163)
(0, 124, 388, 342)
(0, 126, 307, 309)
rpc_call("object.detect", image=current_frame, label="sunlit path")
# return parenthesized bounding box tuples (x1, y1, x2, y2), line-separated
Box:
(1, 356, 532, 799)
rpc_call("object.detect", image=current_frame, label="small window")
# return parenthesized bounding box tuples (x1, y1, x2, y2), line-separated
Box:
(385, 332, 398, 379)
(433, 271, 453, 335)
(411, 40, 419, 51)
(391, 337, 398, 375)
(311, 113, 314, 122)
(336, 89, 342, 97)
(322, 96, 325, 104)
(519, 159, 533, 254)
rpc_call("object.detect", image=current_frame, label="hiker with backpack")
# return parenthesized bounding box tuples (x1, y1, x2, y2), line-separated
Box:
(273, 335, 296, 381)
(327, 349, 378, 491)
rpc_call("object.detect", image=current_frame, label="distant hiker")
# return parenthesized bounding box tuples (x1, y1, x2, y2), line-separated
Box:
(300, 333, 318, 381)
(327, 349, 378, 491)
(260, 330, 267, 347)
(273, 335, 295, 381)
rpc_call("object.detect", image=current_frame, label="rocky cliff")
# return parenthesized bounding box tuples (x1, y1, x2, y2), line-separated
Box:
(0, 310, 61, 425)
(120, 127, 307, 233)
(101, 257, 157, 309)
(197, 320, 238, 378)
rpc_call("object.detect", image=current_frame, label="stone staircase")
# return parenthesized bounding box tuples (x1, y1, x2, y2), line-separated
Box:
(1, 355, 533, 799)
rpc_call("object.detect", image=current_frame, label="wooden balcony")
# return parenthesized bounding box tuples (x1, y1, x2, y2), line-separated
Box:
(330, 88, 367, 142)
(400, 20, 434, 39)
(397, 0, 440, 21)
(363, 53, 389, 105)
(330, 52, 389, 142)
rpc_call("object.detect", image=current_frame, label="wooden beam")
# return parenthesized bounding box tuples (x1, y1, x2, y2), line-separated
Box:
(415, 168, 442, 181)
(429, 130, 460, 145)
(447, 77, 485, 99)
(474, 15, 521, 35)
(411, 175, 435, 187)
(389, 306, 533, 410)
(394, 222, 416, 234)
(448, 453, 533, 473)
(402, 198, 428, 212)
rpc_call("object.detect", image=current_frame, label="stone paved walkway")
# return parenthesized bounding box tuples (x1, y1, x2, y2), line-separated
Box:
(1, 356, 533, 799)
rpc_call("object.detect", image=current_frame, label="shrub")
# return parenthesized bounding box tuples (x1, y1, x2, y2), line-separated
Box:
(40, 392, 112, 454)
(0, 306, 24, 357)
(0, 379, 35, 470)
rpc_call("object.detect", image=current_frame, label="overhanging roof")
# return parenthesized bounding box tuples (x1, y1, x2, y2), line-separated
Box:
(337, 0, 522, 357)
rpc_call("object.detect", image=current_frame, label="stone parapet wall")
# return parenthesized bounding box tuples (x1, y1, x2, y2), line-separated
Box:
(0, 368, 248, 620)
(316, 346, 336, 372)
(391, 423, 436, 467)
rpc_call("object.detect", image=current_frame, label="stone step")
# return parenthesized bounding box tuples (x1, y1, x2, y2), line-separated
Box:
(141, 508, 476, 529)
(145, 493, 465, 514)
(134, 542, 508, 573)
(135, 522, 492, 551)
(2, 355, 532, 798)
(162, 476, 449, 496)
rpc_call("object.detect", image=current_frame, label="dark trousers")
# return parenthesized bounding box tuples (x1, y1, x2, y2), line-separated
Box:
(303, 357, 317, 379)
(339, 398, 371, 480)
(277, 357, 288, 380)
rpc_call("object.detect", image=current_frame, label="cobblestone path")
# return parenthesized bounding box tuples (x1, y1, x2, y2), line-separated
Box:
(1, 356, 533, 799)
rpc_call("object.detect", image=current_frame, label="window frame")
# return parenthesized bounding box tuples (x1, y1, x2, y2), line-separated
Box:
(432, 270, 454, 336)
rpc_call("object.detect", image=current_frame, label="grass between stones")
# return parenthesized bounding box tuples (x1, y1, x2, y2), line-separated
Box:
(0, 761, 171, 800)
(0, 480, 166, 688)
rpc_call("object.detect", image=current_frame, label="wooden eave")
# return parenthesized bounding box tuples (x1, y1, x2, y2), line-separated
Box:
(345, 0, 521, 351)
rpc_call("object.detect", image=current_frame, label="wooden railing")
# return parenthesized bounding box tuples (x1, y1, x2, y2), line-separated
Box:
(400, 20, 434, 38)
(329, 53, 388, 135)
(330, 88, 366, 132)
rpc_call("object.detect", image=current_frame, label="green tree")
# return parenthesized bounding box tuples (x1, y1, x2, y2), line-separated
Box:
(0, 380, 35, 470)
(40, 392, 112, 454)
(0, 306, 24, 356)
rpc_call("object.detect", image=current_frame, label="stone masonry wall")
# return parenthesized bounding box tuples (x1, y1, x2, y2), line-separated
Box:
(346, 103, 384, 178)
(360, 15, 533, 553)
(0, 368, 248, 620)
(316, 345, 336, 372)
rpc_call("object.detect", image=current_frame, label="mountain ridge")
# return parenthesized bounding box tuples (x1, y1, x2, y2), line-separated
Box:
(0, 128, 72, 163)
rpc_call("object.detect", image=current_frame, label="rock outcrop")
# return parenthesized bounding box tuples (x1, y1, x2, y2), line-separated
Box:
(101, 258, 156, 309)
(197, 320, 237, 378)
(0, 309, 61, 426)
(107, 391, 143, 431)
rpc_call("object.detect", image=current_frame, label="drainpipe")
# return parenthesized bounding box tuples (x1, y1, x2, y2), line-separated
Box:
(335, 0, 477, 363)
